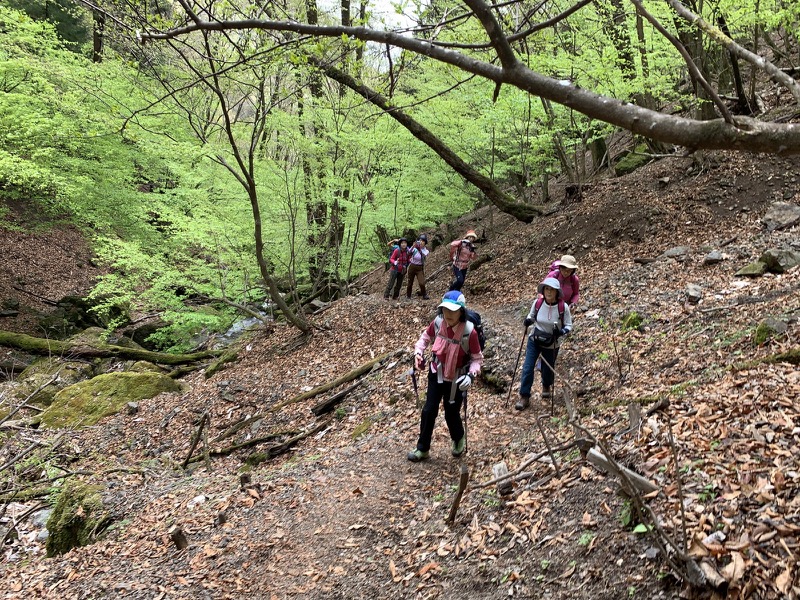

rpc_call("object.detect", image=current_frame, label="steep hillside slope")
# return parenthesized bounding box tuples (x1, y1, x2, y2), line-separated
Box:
(1, 151, 799, 599)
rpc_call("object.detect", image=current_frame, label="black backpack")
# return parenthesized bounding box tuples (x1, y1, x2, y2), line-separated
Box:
(465, 309, 486, 350)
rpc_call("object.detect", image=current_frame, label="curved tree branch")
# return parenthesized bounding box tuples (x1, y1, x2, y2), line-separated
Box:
(309, 56, 543, 222)
(629, 0, 735, 124)
(138, 14, 800, 154)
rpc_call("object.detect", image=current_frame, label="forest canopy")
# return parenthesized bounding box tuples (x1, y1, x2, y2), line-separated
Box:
(3, 0, 800, 343)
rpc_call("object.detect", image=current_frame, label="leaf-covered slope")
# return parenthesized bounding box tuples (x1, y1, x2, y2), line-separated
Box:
(2, 150, 799, 599)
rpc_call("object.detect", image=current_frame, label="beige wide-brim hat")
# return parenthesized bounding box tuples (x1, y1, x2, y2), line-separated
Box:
(555, 254, 578, 270)
(464, 230, 477, 241)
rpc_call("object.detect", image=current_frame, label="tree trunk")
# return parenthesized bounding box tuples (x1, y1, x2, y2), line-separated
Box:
(0, 330, 221, 364)
(596, 0, 636, 81)
(717, 13, 753, 115)
(92, 10, 105, 63)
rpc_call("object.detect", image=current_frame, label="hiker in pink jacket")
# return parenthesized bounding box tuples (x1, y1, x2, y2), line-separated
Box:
(547, 255, 580, 310)
(384, 238, 411, 300)
(448, 230, 478, 292)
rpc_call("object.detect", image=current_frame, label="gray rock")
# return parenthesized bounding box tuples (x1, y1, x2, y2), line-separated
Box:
(686, 284, 703, 304)
(661, 246, 691, 260)
(126, 401, 139, 415)
(762, 202, 800, 231)
(32, 509, 52, 528)
(759, 249, 800, 273)
(703, 251, 724, 265)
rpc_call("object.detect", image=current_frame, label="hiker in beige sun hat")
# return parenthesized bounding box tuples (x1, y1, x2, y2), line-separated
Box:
(554, 255, 578, 270)
(547, 255, 580, 310)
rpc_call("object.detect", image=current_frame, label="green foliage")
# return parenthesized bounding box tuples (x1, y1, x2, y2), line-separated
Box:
(621, 312, 643, 331)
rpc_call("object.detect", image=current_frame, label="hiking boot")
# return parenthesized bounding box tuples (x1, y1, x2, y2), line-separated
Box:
(514, 395, 530, 411)
(541, 386, 552, 398)
(407, 449, 429, 462)
(451, 436, 466, 457)
(422, 295, 430, 300)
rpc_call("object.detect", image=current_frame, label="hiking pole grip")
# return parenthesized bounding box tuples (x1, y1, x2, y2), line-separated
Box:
(505, 327, 528, 408)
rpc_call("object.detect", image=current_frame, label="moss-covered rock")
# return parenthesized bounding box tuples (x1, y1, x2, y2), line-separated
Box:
(46, 480, 112, 556)
(735, 261, 767, 277)
(39, 372, 184, 428)
(614, 145, 652, 176)
(15, 359, 95, 407)
(753, 317, 788, 346)
(128, 360, 167, 373)
(759, 249, 800, 274)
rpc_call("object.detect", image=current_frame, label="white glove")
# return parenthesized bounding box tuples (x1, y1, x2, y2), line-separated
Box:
(456, 374, 473, 391)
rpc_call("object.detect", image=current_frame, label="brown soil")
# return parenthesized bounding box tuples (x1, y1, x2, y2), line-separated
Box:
(1, 151, 799, 599)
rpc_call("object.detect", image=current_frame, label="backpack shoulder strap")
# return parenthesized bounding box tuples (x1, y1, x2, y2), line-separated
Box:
(461, 320, 474, 355)
(534, 297, 543, 319)
(434, 315, 473, 355)
(534, 297, 564, 326)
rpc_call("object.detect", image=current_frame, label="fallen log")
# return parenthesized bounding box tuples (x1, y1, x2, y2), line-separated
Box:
(212, 350, 397, 444)
(196, 418, 332, 462)
(310, 381, 364, 416)
(0, 330, 221, 365)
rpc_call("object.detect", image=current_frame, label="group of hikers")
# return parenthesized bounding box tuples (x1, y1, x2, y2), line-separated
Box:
(385, 230, 479, 301)
(391, 230, 581, 462)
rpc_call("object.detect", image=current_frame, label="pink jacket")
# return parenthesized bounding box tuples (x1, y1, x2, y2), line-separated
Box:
(415, 319, 483, 381)
(547, 269, 580, 305)
(450, 239, 476, 270)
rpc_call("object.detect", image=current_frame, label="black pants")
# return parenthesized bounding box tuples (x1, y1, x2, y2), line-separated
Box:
(384, 270, 405, 299)
(415, 373, 464, 452)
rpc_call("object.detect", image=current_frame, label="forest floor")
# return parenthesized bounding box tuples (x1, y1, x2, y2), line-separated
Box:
(1, 150, 799, 600)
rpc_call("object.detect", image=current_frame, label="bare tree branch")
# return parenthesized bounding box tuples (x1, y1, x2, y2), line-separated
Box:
(665, 0, 800, 104)
(137, 8, 800, 154)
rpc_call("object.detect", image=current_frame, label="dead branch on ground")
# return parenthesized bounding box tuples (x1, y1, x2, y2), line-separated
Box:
(211, 350, 397, 444)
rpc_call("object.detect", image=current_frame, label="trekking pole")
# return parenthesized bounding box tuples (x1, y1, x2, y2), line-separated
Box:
(463, 391, 468, 455)
(411, 362, 422, 409)
(539, 353, 556, 414)
(505, 327, 528, 408)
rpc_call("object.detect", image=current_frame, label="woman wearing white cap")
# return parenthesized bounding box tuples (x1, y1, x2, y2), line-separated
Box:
(515, 277, 573, 411)
(408, 291, 483, 461)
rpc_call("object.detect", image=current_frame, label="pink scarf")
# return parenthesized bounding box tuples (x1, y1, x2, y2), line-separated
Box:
(432, 321, 466, 380)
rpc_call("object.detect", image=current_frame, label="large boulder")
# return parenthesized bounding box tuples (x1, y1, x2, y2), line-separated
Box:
(762, 202, 800, 232)
(39, 372, 184, 428)
(15, 358, 95, 407)
(759, 249, 800, 273)
(37, 296, 129, 339)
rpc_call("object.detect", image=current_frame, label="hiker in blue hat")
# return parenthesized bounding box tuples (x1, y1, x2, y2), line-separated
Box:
(515, 277, 573, 411)
(408, 291, 483, 461)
